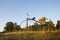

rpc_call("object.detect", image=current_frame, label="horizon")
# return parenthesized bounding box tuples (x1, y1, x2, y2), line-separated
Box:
(0, 0, 60, 32)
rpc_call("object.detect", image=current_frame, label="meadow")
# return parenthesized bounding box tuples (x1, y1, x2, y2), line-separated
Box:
(0, 30, 60, 40)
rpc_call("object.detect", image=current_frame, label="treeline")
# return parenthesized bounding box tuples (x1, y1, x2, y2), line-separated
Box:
(4, 22, 21, 32)
(3, 17, 60, 32)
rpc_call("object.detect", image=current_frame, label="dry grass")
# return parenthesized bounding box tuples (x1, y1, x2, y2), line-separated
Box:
(0, 30, 60, 40)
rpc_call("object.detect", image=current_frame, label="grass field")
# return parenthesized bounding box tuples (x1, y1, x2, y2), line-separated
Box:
(0, 30, 60, 40)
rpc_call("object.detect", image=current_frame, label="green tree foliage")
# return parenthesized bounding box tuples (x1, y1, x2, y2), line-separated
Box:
(28, 22, 41, 31)
(13, 23, 21, 31)
(4, 22, 21, 32)
(28, 20, 56, 31)
(46, 20, 56, 31)
(56, 20, 60, 30)
(4, 22, 14, 32)
(4, 17, 57, 32)
(40, 24, 47, 31)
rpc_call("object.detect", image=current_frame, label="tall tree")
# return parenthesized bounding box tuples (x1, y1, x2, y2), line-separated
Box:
(13, 23, 21, 31)
(4, 22, 14, 32)
(38, 16, 47, 24)
(46, 20, 55, 31)
(56, 20, 60, 30)
(28, 22, 41, 31)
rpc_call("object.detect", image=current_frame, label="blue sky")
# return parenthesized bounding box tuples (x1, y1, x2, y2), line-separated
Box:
(0, 0, 60, 32)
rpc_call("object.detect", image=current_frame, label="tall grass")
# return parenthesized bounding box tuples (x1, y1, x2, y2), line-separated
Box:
(0, 30, 60, 40)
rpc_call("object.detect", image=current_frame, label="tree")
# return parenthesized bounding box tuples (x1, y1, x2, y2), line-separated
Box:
(28, 22, 41, 31)
(56, 20, 60, 30)
(13, 23, 21, 31)
(38, 17, 48, 31)
(46, 20, 55, 31)
(38, 16, 47, 24)
(4, 22, 14, 32)
(4, 22, 21, 32)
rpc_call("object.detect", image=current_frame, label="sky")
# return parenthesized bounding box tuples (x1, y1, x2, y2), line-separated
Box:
(0, 0, 60, 32)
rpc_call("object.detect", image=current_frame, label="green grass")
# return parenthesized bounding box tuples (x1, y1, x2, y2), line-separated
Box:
(0, 30, 60, 40)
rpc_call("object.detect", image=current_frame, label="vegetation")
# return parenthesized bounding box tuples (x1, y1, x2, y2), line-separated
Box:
(56, 20, 60, 30)
(0, 16, 60, 40)
(0, 31, 60, 40)
(3, 17, 60, 32)
(4, 22, 21, 32)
